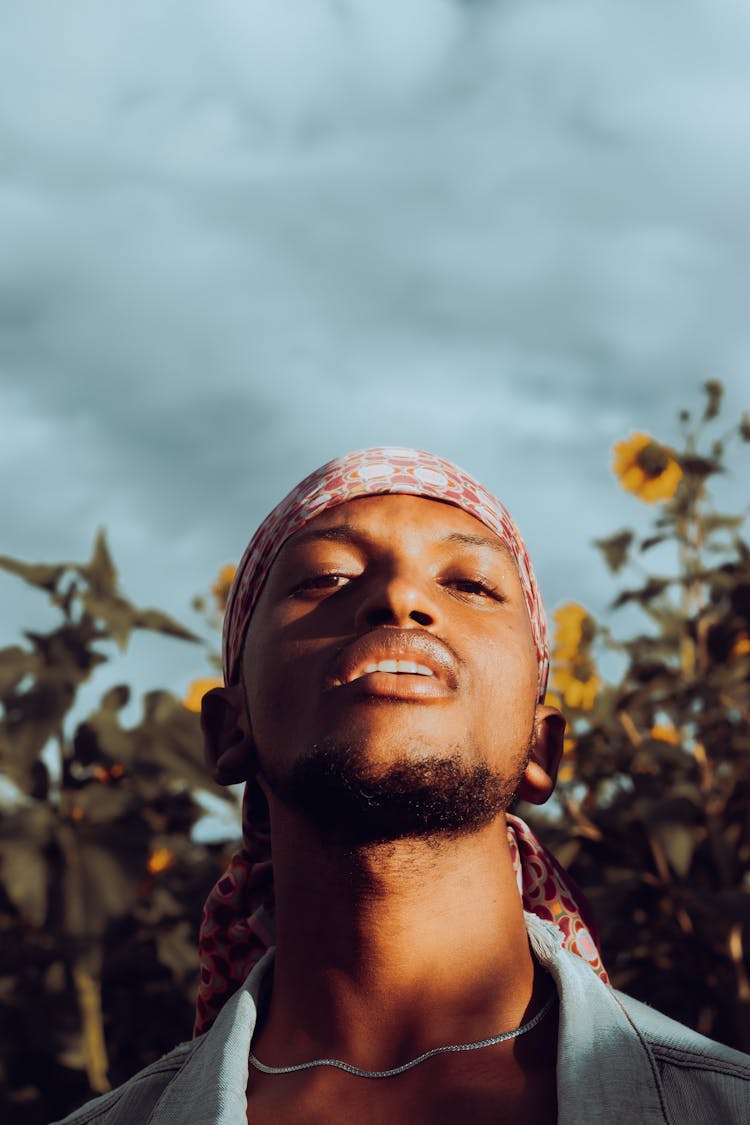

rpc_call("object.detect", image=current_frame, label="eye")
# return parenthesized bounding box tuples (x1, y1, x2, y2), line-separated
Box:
(444, 575, 504, 601)
(292, 572, 355, 597)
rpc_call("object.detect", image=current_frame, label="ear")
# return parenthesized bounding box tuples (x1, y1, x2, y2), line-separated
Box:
(200, 685, 257, 787)
(514, 704, 566, 806)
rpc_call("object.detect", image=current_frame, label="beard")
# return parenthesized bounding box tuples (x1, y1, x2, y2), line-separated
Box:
(264, 739, 530, 848)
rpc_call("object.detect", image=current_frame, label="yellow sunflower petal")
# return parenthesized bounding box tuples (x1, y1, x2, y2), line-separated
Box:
(612, 432, 652, 476)
(637, 459, 683, 503)
(552, 602, 589, 658)
(182, 676, 223, 712)
(650, 723, 679, 744)
(147, 847, 175, 874)
(212, 563, 237, 611)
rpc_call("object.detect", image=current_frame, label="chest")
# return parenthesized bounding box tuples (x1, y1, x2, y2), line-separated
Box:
(246, 1052, 558, 1125)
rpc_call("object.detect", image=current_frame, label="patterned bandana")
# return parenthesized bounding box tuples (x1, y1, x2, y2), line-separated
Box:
(223, 446, 549, 698)
(195, 447, 607, 1036)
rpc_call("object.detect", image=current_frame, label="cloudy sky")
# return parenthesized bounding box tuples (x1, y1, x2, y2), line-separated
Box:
(1, 0, 749, 710)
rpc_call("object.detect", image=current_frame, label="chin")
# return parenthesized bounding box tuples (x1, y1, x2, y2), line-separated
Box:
(265, 738, 529, 848)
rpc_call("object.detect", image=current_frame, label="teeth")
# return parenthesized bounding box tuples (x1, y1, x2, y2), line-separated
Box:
(357, 660, 434, 679)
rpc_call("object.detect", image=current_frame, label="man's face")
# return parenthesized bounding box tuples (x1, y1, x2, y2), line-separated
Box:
(239, 494, 540, 841)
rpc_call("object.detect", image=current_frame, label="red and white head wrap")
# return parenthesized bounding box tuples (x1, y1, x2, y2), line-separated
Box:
(194, 447, 606, 1036)
(222, 446, 549, 698)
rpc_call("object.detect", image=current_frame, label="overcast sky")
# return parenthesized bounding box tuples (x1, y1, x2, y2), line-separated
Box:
(1, 0, 749, 713)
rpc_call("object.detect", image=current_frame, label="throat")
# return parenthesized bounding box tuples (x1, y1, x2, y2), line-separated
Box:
(256, 803, 544, 1093)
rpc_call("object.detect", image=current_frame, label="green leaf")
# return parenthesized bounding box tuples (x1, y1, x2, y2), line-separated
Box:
(81, 591, 136, 650)
(593, 530, 634, 574)
(0, 806, 53, 927)
(0, 645, 38, 696)
(2, 681, 73, 779)
(613, 577, 671, 608)
(73, 712, 134, 768)
(0, 555, 66, 593)
(155, 920, 197, 984)
(101, 684, 130, 712)
(640, 534, 669, 553)
(83, 529, 118, 596)
(653, 821, 697, 878)
(132, 608, 199, 643)
(59, 829, 145, 938)
(77, 785, 135, 823)
(132, 691, 223, 795)
(701, 513, 745, 536)
(0, 839, 48, 927)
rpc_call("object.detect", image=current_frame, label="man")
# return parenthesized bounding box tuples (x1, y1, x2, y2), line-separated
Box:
(57, 447, 750, 1124)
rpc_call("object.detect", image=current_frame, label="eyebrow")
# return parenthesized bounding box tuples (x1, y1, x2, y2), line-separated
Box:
(440, 531, 514, 558)
(285, 524, 513, 559)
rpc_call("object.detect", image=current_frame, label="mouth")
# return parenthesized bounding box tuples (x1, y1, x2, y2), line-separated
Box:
(349, 659, 435, 683)
(323, 629, 459, 697)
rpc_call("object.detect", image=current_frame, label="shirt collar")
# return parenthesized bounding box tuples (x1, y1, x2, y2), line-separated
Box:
(153, 919, 668, 1124)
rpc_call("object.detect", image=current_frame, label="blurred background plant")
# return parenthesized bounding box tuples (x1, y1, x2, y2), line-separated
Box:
(0, 538, 238, 1123)
(0, 382, 748, 1121)
(524, 380, 750, 1051)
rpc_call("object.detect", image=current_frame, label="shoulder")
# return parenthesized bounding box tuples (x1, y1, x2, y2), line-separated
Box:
(614, 990, 750, 1118)
(50, 1040, 197, 1124)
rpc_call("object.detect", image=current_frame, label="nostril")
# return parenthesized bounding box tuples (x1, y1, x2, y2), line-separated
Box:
(409, 610, 431, 626)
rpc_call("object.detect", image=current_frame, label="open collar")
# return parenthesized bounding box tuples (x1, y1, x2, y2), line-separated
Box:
(150, 919, 669, 1124)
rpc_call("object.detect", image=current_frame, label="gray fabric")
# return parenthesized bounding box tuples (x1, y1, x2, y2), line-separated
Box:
(54, 916, 750, 1124)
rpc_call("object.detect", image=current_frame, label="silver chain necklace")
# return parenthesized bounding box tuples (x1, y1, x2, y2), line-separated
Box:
(249, 990, 556, 1080)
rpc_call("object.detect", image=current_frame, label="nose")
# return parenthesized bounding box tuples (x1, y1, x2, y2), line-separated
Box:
(353, 567, 438, 632)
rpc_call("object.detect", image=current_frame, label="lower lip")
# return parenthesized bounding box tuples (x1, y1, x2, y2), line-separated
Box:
(330, 671, 452, 701)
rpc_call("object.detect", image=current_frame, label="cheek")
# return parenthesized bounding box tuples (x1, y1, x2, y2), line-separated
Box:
(242, 617, 325, 758)
(473, 623, 538, 721)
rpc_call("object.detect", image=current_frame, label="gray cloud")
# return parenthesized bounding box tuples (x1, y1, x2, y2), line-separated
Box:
(1, 0, 748, 701)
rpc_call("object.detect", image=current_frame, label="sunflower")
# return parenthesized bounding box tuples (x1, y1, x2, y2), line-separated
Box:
(182, 676, 223, 712)
(650, 723, 680, 744)
(552, 602, 590, 660)
(551, 665, 600, 711)
(212, 563, 237, 611)
(611, 433, 683, 503)
(147, 847, 175, 874)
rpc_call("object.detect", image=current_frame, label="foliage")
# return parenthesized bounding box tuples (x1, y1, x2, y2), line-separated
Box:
(1, 384, 749, 1121)
(524, 381, 750, 1051)
(0, 534, 237, 1123)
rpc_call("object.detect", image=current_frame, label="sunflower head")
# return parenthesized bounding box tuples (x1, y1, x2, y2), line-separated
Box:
(612, 432, 683, 503)
(212, 564, 237, 612)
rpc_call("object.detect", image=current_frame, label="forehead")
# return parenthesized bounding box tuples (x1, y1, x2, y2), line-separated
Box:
(277, 493, 517, 561)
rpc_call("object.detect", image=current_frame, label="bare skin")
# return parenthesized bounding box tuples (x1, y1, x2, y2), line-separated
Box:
(203, 495, 565, 1124)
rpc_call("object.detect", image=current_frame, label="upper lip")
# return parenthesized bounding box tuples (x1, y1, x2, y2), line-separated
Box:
(323, 629, 459, 691)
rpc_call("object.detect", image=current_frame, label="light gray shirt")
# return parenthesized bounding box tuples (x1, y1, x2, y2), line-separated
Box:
(54, 913, 750, 1123)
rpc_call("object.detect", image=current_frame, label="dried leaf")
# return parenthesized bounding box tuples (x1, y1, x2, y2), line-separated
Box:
(702, 379, 723, 422)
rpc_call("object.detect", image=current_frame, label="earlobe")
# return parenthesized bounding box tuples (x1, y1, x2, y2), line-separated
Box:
(201, 685, 257, 787)
(515, 704, 566, 806)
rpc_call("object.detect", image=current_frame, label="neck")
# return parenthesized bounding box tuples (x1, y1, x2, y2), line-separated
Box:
(256, 802, 541, 1071)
